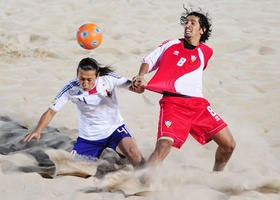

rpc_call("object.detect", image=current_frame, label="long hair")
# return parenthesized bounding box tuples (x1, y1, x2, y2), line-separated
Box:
(180, 5, 212, 43)
(77, 57, 114, 76)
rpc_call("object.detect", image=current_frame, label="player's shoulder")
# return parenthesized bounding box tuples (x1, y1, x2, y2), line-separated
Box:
(68, 78, 80, 84)
(198, 43, 213, 61)
(102, 72, 124, 80)
(55, 78, 80, 98)
(61, 78, 80, 92)
(100, 73, 128, 87)
(198, 43, 212, 51)
(66, 78, 80, 88)
(159, 38, 181, 47)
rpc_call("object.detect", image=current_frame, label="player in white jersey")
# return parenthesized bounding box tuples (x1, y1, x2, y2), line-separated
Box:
(24, 57, 145, 171)
(132, 7, 236, 174)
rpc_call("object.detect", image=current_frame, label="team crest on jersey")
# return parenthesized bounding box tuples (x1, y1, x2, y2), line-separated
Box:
(106, 89, 113, 98)
(164, 120, 172, 128)
(101, 84, 113, 98)
(191, 55, 197, 62)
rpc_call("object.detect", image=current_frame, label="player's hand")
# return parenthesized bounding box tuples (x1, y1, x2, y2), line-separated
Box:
(129, 84, 145, 93)
(23, 131, 41, 143)
(132, 75, 147, 89)
(131, 75, 146, 93)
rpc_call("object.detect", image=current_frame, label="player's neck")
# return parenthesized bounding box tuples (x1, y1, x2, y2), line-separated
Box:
(184, 39, 197, 50)
(184, 38, 200, 47)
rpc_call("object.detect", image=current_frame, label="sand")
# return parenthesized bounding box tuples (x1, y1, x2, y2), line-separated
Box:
(0, 0, 280, 199)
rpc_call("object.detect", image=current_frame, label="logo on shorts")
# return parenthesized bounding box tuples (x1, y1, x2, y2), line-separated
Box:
(164, 120, 172, 128)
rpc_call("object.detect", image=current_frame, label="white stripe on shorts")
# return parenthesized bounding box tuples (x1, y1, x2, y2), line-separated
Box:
(158, 136, 174, 142)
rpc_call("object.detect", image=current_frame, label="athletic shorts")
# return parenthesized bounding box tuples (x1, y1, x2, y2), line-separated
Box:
(157, 96, 227, 148)
(72, 124, 132, 159)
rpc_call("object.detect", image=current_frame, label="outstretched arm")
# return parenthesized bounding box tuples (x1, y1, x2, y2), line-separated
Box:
(23, 108, 56, 142)
(119, 79, 145, 94)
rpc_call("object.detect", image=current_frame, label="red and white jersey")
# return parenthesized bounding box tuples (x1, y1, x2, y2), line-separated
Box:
(143, 39, 213, 97)
(50, 73, 130, 141)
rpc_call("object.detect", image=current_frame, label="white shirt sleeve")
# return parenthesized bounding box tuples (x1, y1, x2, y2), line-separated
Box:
(142, 39, 181, 73)
(49, 84, 71, 112)
(108, 72, 131, 90)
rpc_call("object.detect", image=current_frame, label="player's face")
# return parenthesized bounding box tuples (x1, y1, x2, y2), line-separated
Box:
(184, 15, 204, 42)
(77, 69, 99, 91)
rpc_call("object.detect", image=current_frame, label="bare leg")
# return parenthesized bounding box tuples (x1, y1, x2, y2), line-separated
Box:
(148, 138, 173, 166)
(137, 138, 173, 184)
(211, 127, 236, 171)
(116, 137, 146, 169)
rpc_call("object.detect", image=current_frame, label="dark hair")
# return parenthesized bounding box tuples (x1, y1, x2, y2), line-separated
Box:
(77, 57, 114, 76)
(180, 5, 212, 43)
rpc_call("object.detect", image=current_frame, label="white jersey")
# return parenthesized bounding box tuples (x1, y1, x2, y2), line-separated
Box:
(50, 72, 131, 141)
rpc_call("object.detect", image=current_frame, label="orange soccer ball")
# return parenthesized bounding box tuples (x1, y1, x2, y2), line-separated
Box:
(76, 23, 103, 50)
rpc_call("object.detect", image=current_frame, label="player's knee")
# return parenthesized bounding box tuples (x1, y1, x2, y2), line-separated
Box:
(126, 146, 145, 167)
(223, 139, 236, 154)
(157, 139, 173, 151)
(229, 139, 236, 152)
(127, 145, 141, 158)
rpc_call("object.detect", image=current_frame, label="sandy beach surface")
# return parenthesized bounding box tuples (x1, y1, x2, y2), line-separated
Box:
(1, 0, 280, 199)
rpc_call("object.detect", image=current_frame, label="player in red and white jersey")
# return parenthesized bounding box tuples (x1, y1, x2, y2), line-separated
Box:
(143, 38, 213, 97)
(132, 7, 235, 173)
(24, 57, 145, 170)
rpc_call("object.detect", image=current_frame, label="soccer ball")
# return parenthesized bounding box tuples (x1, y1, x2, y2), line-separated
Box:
(76, 23, 103, 50)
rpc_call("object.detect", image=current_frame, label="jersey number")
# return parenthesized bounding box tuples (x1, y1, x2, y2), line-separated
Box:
(117, 126, 129, 134)
(177, 57, 187, 67)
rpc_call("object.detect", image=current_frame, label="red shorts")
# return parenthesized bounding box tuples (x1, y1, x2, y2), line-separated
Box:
(157, 96, 227, 148)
